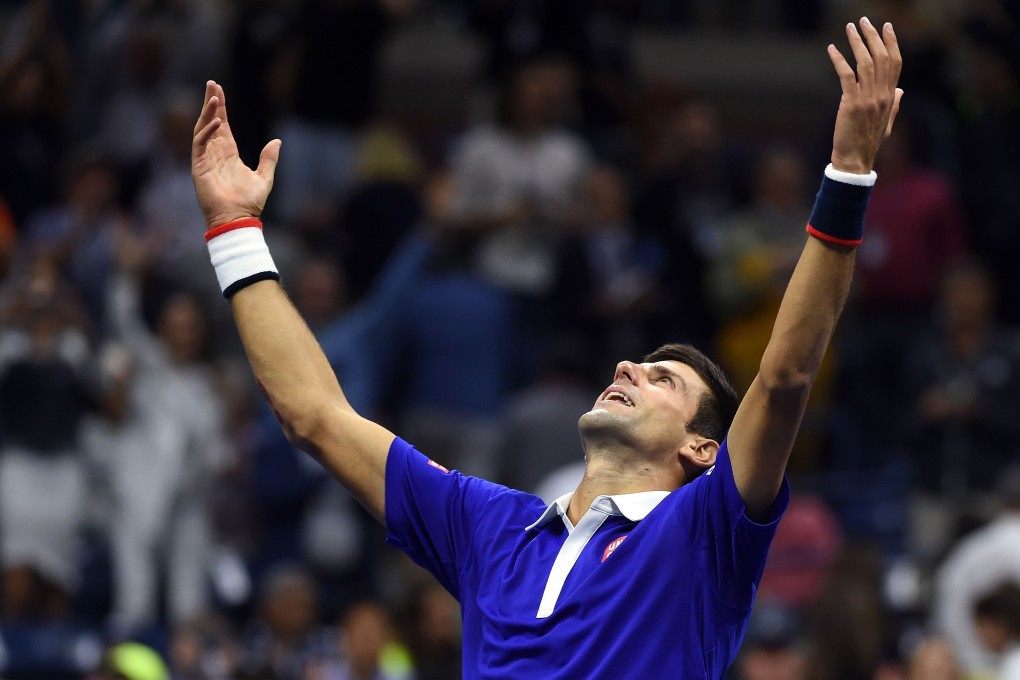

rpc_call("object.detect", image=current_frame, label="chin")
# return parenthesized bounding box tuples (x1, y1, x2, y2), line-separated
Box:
(578, 408, 631, 444)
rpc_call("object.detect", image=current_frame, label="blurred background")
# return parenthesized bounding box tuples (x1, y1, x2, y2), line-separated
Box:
(0, 0, 1017, 678)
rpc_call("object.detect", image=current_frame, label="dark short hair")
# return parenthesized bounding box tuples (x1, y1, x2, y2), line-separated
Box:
(974, 581, 1020, 636)
(642, 343, 738, 444)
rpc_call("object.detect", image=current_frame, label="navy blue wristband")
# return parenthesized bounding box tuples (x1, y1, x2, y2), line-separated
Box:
(806, 165, 876, 246)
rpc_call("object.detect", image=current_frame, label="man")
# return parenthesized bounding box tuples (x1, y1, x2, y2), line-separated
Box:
(191, 17, 902, 679)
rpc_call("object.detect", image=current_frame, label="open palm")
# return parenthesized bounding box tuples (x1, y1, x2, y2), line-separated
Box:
(191, 81, 281, 229)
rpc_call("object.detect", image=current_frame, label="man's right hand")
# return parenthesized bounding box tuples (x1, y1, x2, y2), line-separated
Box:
(191, 80, 282, 230)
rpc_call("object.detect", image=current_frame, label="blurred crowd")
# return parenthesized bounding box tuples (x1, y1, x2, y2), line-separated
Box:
(0, 0, 1018, 678)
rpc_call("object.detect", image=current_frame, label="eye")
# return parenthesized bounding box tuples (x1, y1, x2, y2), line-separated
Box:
(659, 376, 674, 388)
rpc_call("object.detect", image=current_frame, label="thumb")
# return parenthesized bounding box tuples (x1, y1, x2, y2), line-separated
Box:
(885, 88, 904, 139)
(256, 139, 282, 184)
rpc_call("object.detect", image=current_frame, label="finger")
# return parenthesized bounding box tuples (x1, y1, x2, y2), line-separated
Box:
(214, 81, 229, 125)
(256, 139, 282, 184)
(845, 21, 873, 88)
(858, 16, 889, 88)
(194, 83, 217, 136)
(827, 44, 858, 94)
(192, 117, 222, 157)
(884, 23, 903, 88)
(885, 88, 904, 138)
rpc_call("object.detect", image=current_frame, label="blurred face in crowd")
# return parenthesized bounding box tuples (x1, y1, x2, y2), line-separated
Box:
(158, 293, 206, 364)
(737, 645, 805, 680)
(586, 166, 630, 226)
(907, 639, 961, 680)
(511, 61, 576, 131)
(941, 265, 995, 333)
(671, 101, 723, 154)
(342, 602, 393, 673)
(294, 259, 346, 328)
(415, 583, 461, 650)
(68, 163, 118, 217)
(263, 574, 317, 640)
(754, 149, 807, 214)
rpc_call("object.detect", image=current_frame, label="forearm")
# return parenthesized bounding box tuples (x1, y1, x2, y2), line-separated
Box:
(759, 237, 854, 389)
(230, 280, 351, 430)
(229, 280, 392, 521)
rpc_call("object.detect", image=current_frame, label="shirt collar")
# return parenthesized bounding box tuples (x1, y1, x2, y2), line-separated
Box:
(525, 490, 671, 532)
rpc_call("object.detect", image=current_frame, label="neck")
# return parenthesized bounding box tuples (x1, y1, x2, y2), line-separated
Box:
(566, 452, 677, 525)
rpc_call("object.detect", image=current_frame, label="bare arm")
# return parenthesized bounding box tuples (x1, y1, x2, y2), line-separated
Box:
(727, 18, 904, 519)
(191, 82, 393, 523)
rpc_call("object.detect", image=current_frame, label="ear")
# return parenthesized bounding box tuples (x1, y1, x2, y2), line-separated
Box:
(679, 436, 719, 470)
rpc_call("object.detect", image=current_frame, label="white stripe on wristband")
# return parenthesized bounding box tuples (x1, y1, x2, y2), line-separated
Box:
(205, 218, 280, 298)
(824, 163, 877, 186)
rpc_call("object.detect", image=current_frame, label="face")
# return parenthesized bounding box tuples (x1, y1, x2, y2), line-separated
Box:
(158, 294, 206, 364)
(579, 359, 709, 464)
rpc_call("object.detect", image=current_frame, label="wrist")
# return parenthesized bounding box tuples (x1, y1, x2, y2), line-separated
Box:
(830, 153, 873, 176)
(204, 211, 262, 232)
(205, 218, 280, 298)
(805, 163, 877, 247)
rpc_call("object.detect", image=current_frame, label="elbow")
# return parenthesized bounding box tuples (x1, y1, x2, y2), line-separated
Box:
(278, 399, 339, 452)
(757, 358, 816, 397)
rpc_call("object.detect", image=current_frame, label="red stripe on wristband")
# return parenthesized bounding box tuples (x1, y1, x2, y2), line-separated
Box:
(805, 224, 863, 247)
(205, 217, 263, 242)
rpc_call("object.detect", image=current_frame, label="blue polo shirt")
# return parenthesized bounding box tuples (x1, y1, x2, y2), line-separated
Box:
(385, 436, 789, 679)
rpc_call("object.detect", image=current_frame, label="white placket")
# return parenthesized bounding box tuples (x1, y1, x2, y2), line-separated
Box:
(535, 498, 615, 618)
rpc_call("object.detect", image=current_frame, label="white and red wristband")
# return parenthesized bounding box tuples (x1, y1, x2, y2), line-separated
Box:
(205, 218, 280, 298)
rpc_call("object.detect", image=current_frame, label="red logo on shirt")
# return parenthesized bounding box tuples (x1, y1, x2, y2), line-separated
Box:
(602, 535, 628, 562)
(427, 459, 450, 473)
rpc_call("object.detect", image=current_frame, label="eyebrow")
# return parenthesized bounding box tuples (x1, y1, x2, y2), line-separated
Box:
(648, 364, 689, 393)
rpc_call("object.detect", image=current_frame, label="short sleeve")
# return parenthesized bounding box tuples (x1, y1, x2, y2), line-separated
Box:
(385, 437, 509, 599)
(684, 438, 790, 610)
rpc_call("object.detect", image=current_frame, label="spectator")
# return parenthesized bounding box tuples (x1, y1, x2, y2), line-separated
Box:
(22, 146, 128, 324)
(756, 495, 843, 611)
(0, 254, 102, 621)
(168, 615, 240, 680)
(268, 0, 414, 231)
(316, 600, 415, 680)
(632, 97, 745, 347)
(400, 582, 460, 680)
(933, 474, 1020, 677)
(972, 582, 1020, 680)
(732, 603, 806, 680)
(96, 231, 233, 632)
(395, 241, 517, 479)
(901, 258, 1020, 555)
(446, 55, 592, 296)
(801, 544, 886, 680)
(551, 164, 667, 375)
(0, 0, 71, 225)
(135, 89, 217, 292)
(494, 336, 593, 494)
(841, 122, 968, 449)
(335, 126, 424, 305)
(238, 564, 336, 680)
(905, 636, 962, 680)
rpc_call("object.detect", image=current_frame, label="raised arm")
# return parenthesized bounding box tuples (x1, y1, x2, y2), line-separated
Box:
(191, 81, 394, 523)
(727, 18, 903, 519)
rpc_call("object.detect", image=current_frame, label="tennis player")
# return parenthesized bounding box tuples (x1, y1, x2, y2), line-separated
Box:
(192, 17, 902, 678)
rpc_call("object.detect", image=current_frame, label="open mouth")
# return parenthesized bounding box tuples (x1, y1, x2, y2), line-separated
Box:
(602, 390, 634, 407)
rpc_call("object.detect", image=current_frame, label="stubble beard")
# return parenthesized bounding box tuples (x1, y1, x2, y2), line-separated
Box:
(577, 407, 641, 458)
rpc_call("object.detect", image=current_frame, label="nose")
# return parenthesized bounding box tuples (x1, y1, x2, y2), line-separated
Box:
(614, 360, 640, 384)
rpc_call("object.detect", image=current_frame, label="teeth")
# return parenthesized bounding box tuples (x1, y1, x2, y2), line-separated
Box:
(605, 391, 633, 406)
